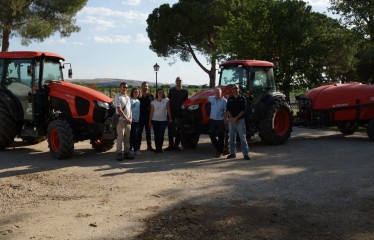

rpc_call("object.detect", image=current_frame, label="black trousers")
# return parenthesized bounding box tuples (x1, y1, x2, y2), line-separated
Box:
(209, 119, 225, 153)
(137, 118, 152, 148)
(167, 117, 181, 147)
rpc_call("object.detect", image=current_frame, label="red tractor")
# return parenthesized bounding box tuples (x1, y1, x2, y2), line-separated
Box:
(180, 60, 293, 148)
(295, 82, 374, 140)
(0, 51, 116, 159)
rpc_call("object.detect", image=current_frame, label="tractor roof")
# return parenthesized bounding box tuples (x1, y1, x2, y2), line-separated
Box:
(0, 51, 64, 60)
(220, 60, 273, 67)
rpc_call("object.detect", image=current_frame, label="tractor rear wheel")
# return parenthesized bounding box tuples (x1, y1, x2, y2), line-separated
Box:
(181, 133, 200, 149)
(91, 138, 114, 152)
(0, 101, 19, 150)
(47, 119, 74, 159)
(259, 101, 292, 145)
(337, 121, 358, 135)
(367, 119, 374, 141)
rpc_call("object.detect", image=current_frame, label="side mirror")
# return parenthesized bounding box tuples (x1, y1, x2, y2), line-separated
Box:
(68, 69, 73, 78)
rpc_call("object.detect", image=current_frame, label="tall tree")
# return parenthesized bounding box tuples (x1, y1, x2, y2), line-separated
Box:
(0, 0, 87, 52)
(147, 0, 242, 87)
(329, 0, 373, 42)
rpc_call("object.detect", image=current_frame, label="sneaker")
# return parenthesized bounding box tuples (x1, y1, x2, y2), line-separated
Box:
(216, 152, 223, 158)
(116, 152, 123, 161)
(135, 150, 142, 155)
(147, 146, 154, 151)
(227, 153, 236, 159)
(164, 146, 174, 151)
(222, 149, 230, 155)
(129, 150, 135, 155)
(123, 152, 135, 160)
(244, 155, 251, 160)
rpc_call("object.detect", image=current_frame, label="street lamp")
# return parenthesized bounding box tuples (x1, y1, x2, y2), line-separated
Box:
(153, 63, 160, 90)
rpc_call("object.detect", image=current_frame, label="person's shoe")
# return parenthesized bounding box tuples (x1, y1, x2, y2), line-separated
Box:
(216, 152, 223, 158)
(173, 146, 182, 151)
(244, 155, 251, 160)
(123, 152, 135, 160)
(135, 150, 142, 155)
(158, 149, 164, 153)
(164, 146, 174, 151)
(116, 152, 123, 161)
(129, 150, 135, 155)
(147, 146, 154, 151)
(222, 149, 230, 155)
(227, 153, 236, 159)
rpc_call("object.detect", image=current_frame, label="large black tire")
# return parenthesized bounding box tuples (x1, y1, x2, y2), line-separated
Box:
(181, 133, 200, 149)
(0, 101, 19, 150)
(91, 138, 114, 152)
(337, 121, 358, 135)
(47, 119, 74, 159)
(367, 118, 374, 141)
(258, 101, 293, 145)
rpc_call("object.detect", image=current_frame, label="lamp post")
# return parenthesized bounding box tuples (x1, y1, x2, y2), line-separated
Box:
(153, 63, 160, 91)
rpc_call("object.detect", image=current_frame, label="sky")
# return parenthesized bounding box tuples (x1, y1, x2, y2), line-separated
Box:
(10, 0, 332, 86)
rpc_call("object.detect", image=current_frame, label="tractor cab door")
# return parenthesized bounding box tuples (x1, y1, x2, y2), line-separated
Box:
(249, 67, 275, 106)
(4, 59, 34, 121)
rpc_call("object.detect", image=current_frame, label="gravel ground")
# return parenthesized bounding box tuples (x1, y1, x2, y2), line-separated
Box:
(0, 127, 373, 240)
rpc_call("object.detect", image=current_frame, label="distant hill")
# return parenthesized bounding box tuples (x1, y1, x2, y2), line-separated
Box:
(67, 78, 154, 87)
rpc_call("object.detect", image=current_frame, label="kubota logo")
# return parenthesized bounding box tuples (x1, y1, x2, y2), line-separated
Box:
(332, 103, 349, 108)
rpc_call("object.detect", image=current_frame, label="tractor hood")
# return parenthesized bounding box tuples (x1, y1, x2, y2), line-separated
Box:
(182, 86, 232, 106)
(48, 81, 113, 103)
(305, 82, 374, 110)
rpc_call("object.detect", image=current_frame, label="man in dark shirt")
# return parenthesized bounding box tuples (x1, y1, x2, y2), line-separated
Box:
(138, 81, 155, 151)
(166, 77, 188, 151)
(225, 84, 250, 160)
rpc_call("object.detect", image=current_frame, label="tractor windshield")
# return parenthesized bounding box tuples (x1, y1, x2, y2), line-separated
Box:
(219, 66, 275, 91)
(35, 60, 63, 85)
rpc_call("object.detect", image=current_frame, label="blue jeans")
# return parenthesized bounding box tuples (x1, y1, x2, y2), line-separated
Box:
(152, 120, 167, 151)
(228, 118, 249, 155)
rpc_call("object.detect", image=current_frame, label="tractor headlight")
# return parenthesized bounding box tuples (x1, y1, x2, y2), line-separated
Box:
(97, 101, 110, 109)
(187, 104, 199, 111)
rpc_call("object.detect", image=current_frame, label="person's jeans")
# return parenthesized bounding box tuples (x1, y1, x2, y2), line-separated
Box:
(228, 118, 249, 155)
(130, 121, 140, 151)
(209, 119, 225, 153)
(137, 118, 152, 148)
(152, 120, 168, 151)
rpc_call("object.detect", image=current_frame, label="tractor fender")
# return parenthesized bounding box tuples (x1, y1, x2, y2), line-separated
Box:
(257, 92, 287, 120)
(0, 86, 24, 124)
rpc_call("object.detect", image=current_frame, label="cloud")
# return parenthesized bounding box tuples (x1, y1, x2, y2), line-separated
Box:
(79, 7, 147, 23)
(135, 33, 150, 44)
(94, 35, 131, 44)
(123, 0, 141, 6)
(79, 16, 115, 31)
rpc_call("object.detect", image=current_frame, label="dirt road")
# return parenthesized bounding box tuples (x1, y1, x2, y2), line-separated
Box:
(1, 127, 373, 240)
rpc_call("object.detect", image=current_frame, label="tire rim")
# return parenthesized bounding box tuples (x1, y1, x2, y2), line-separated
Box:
(274, 108, 290, 136)
(50, 128, 59, 152)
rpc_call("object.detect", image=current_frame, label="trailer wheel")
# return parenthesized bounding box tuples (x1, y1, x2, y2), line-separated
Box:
(91, 138, 114, 152)
(337, 121, 358, 135)
(367, 119, 374, 141)
(181, 133, 200, 149)
(0, 101, 18, 150)
(259, 101, 292, 145)
(47, 119, 74, 159)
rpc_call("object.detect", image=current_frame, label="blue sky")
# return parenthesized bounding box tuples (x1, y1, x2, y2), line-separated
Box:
(10, 0, 331, 86)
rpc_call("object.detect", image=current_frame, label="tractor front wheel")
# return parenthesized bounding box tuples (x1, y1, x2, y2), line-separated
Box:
(47, 119, 74, 159)
(337, 121, 358, 135)
(259, 101, 293, 145)
(181, 133, 200, 149)
(91, 138, 114, 152)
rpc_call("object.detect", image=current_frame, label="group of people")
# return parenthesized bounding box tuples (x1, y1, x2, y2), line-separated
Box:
(114, 77, 188, 161)
(114, 78, 250, 161)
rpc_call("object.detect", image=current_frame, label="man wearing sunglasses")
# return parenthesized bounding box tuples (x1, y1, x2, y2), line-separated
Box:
(225, 84, 250, 160)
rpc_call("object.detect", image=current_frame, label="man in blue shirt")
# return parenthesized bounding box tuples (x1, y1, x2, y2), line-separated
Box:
(208, 87, 227, 157)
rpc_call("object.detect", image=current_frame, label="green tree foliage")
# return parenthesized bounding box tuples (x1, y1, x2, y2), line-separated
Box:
(217, 0, 358, 101)
(329, 0, 373, 42)
(147, 0, 242, 87)
(0, 0, 87, 51)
